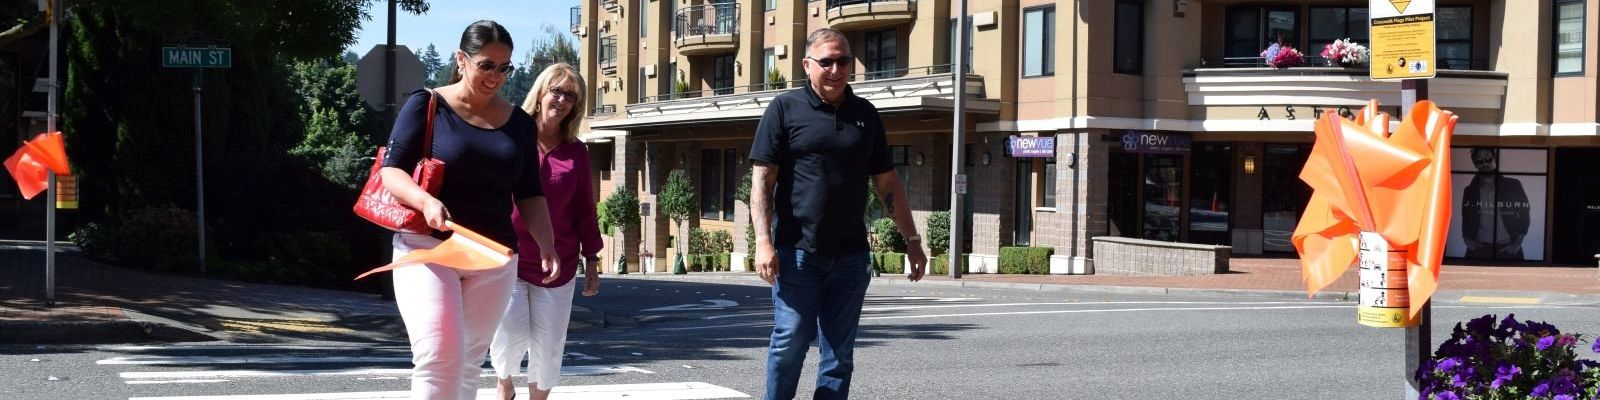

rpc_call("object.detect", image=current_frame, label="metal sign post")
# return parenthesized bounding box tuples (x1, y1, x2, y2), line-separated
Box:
(947, 0, 967, 279)
(162, 45, 232, 274)
(44, 0, 59, 305)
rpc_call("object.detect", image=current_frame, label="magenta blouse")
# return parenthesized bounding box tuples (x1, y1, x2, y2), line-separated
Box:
(509, 140, 603, 288)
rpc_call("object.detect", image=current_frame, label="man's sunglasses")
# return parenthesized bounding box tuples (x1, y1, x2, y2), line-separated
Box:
(807, 55, 854, 69)
(473, 60, 516, 75)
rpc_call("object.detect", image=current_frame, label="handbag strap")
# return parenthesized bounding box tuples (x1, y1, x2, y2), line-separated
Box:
(422, 89, 438, 159)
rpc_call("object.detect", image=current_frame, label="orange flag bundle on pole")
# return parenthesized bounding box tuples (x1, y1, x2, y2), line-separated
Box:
(4, 131, 71, 200)
(1293, 100, 1457, 321)
(355, 221, 513, 280)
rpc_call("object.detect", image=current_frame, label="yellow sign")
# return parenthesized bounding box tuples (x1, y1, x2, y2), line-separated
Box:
(1369, 0, 1435, 80)
(55, 174, 78, 209)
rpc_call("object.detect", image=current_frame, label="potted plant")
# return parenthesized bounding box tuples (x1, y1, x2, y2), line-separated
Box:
(659, 169, 696, 274)
(601, 189, 640, 274)
(766, 68, 786, 90)
(1260, 42, 1305, 69)
(1320, 38, 1371, 68)
(1415, 313, 1600, 399)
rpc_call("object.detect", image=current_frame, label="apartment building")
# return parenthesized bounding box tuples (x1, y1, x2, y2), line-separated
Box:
(569, 0, 1600, 273)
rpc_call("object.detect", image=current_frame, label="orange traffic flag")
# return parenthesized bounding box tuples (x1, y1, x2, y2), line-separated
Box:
(4, 132, 70, 200)
(354, 221, 513, 280)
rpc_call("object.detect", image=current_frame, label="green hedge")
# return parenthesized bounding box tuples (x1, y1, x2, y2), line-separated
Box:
(871, 252, 906, 274)
(687, 253, 731, 272)
(869, 218, 905, 253)
(999, 246, 1054, 274)
(929, 253, 971, 275)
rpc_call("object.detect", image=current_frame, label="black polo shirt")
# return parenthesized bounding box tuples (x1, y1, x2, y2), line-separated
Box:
(749, 84, 894, 256)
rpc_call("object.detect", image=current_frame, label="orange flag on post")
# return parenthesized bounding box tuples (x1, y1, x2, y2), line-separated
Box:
(354, 221, 513, 280)
(4, 131, 71, 200)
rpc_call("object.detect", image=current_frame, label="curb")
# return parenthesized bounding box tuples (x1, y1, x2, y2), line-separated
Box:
(0, 310, 217, 344)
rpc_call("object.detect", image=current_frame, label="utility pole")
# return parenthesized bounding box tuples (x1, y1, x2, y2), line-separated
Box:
(946, 0, 968, 279)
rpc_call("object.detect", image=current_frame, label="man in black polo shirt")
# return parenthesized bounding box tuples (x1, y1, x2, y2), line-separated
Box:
(749, 28, 927, 400)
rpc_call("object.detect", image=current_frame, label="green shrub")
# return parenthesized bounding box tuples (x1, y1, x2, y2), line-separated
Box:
(869, 218, 904, 253)
(872, 252, 906, 274)
(927, 211, 951, 256)
(111, 205, 213, 273)
(711, 230, 733, 253)
(999, 246, 1054, 274)
(929, 253, 970, 275)
(69, 222, 116, 261)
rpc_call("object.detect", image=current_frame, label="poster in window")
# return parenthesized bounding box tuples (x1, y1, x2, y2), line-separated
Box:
(1446, 171, 1547, 261)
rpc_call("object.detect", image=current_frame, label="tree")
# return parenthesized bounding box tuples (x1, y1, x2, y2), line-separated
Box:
(289, 57, 376, 190)
(342, 50, 360, 66)
(498, 24, 579, 104)
(601, 189, 641, 273)
(658, 169, 696, 273)
(420, 43, 442, 87)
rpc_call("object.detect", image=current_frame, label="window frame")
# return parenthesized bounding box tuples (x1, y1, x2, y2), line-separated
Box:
(1435, 5, 1474, 71)
(1553, 0, 1587, 76)
(1022, 5, 1056, 78)
(1113, 0, 1144, 75)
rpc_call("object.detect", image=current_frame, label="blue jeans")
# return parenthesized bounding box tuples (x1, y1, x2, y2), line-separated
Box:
(765, 247, 873, 400)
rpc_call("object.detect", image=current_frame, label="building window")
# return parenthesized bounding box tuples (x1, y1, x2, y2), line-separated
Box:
(947, 18, 973, 73)
(1436, 6, 1473, 70)
(661, 61, 677, 99)
(1022, 5, 1055, 77)
(722, 149, 737, 220)
(1555, 0, 1586, 75)
(1188, 143, 1232, 246)
(712, 55, 735, 95)
(1040, 159, 1056, 208)
(1224, 6, 1300, 62)
(599, 36, 618, 70)
(1308, 6, 1369, 56)
(700, 149, 721, 219)
(865, 28, 899, 80)
(764, 47, 778, 89)
(766, 0, 776, 11)
(640, 0, 648, 37)
(1113, 0, 1143, 74)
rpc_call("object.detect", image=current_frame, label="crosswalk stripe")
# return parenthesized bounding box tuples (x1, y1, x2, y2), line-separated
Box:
(126, 381, 749, 399)
(98, 355, 415, 366)
(119, 365, 653, 383)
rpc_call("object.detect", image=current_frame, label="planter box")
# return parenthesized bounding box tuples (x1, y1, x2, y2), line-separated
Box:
(1091, 236, 1231, 276)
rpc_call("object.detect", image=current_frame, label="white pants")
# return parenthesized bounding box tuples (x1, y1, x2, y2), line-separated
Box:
(392, 233, 516, 400)
(488, 278, 576, 391)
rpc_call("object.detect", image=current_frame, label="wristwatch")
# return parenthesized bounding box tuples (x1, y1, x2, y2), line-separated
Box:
(905, 235, 923, 243)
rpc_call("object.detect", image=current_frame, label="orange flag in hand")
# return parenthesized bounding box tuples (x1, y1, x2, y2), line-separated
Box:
(355, 221, 513, 280)
(4, 131, 71, 200)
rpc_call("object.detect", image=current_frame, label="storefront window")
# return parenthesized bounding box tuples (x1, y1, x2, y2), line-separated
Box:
(1142, 155, 1182, 242)
(1188, 143, 1232, 245)
(1447, 148, 1547, 261)
(700, 149, 721, 219)
(1261, 144, 1311, 252)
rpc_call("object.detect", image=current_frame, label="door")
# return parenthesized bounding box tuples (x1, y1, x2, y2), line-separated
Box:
(1142, 154, 1183, 242)
(1014, 160, 1033, 246)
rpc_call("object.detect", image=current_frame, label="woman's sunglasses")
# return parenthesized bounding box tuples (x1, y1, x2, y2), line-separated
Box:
(548, 88, 577, 103)
(473, 60, 516, 75)
(806, 55, 854, 69)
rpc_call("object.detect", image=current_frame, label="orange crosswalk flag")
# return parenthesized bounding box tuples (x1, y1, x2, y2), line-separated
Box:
(355, 221, 513, 280)
(4, 131, 71, 200)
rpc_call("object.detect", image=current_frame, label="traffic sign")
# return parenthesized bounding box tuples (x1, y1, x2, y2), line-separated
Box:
(357, 45, 427, 110)
(1369, 0, 1435, 80)
(162, 47, 232, 68)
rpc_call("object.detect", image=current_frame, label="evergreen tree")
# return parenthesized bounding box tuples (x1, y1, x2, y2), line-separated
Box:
(421, 43, 442, 87)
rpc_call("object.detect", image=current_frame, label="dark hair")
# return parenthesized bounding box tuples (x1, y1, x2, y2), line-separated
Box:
(449, 20, 514, 85)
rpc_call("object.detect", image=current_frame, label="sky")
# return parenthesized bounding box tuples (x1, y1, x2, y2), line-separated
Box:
(348, 1, 576, 60)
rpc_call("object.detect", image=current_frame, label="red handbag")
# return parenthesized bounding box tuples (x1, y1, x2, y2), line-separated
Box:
(354, 90, 445, 234)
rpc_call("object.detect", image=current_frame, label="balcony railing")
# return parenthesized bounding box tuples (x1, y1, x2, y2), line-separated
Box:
(569, 6, 582, 33)
(674, 3, 740, 55)
(1207, 56, 1490, 71)
(639, 64, 957, 103)
(825, 0, 916, 30)
(590, 104, 616, 116)
(598, 36, 617, 72)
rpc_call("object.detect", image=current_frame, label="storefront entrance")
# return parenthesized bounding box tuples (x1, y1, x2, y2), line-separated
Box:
(1553, 148, 1600, 265)
(1107, 132, 1233, 245)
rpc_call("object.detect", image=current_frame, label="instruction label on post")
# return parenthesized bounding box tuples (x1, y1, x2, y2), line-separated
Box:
(1357, 232, 1416, 327)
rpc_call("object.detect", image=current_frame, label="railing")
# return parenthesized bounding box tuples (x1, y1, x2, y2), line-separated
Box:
(598, 36, 617, 70)
(674, 3, 740, 41)
(1209, 56, 1490, 71)
(569, 6, 582, 32)
(637, 64, 956, 103)
(825, 0, 914, 20)
(591, 104, 617, 116)
(601, 0, 620, 11)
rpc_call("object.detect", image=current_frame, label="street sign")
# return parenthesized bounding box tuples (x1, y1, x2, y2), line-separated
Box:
(162, 47, 232, 68)
(357, 44, 427, 110)
(1369, 0, 1435, 80)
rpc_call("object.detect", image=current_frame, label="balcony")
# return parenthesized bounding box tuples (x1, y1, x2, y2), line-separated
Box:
(598, 36, 617, 74)
(569, 6, 582, 34)
(826, 0, 916, 31)
(601, 0, 621, 12)
(674, 3, 740, 56)
(1206, 56, 1491, 71)
(1181, 67, 1508, 132)
(593, 65, 996, 130)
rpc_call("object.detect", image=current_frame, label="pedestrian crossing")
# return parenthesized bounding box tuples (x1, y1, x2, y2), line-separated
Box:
(97, 344, 749, 400)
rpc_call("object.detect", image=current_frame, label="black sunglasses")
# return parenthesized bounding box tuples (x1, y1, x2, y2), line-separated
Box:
(807, 55, 855, 69)
(473, 60, 516, 75)
(548, 88, 577, 103)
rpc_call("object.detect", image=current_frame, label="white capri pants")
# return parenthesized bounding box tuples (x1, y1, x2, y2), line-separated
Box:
(392, 233, 516, 400)
(489, 278, 577, 391)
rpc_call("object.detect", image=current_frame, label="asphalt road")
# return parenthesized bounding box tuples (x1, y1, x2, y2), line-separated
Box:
(6, 276, 1598, 399)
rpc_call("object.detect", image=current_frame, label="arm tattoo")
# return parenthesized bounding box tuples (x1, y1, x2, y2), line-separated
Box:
(883, 191, 896, 214)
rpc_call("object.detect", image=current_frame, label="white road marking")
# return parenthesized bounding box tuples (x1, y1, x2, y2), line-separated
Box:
(119, 366, 653, 385)
(126, 381, 749, 399)
(661, 303, 1354, 331)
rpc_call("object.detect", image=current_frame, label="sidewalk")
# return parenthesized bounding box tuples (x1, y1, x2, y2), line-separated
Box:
(2, 240, 1594, 344)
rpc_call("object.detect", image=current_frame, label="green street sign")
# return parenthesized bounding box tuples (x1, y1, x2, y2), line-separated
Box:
(162, 47, 232, 68)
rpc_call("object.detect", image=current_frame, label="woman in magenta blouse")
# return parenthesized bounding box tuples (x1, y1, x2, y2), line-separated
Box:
(488, 63, 602, 400)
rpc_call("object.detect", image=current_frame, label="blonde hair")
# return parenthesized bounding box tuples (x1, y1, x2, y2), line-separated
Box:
(522, 63, 587, 143)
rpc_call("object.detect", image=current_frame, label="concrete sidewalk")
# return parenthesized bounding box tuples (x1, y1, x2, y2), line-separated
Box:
(3, 240, 1594, 344)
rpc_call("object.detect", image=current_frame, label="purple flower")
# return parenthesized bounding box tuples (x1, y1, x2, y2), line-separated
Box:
(1527, 320, 1560, 336)
(1592, 339, 1599, 353)
(1495, 314, 1520, 339)
(1532, 381, 1551, 397)
(1492, 363, 1521, 388)
(1434, 391, 1460, 400)
(1554, 395, 1574, 400)
(1466, 315, 1495, 335)
(1451, 373, 1468, 388)
(1437, 357, 1461, 372)
(1538, 335, 1557, 351)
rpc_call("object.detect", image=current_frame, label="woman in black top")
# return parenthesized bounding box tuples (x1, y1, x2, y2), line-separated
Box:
(379, 20, 560, 400)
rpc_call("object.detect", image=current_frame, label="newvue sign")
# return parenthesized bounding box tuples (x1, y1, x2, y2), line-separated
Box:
(1007, 136, 1055, 158)
(1121, 131, 1192, 154)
